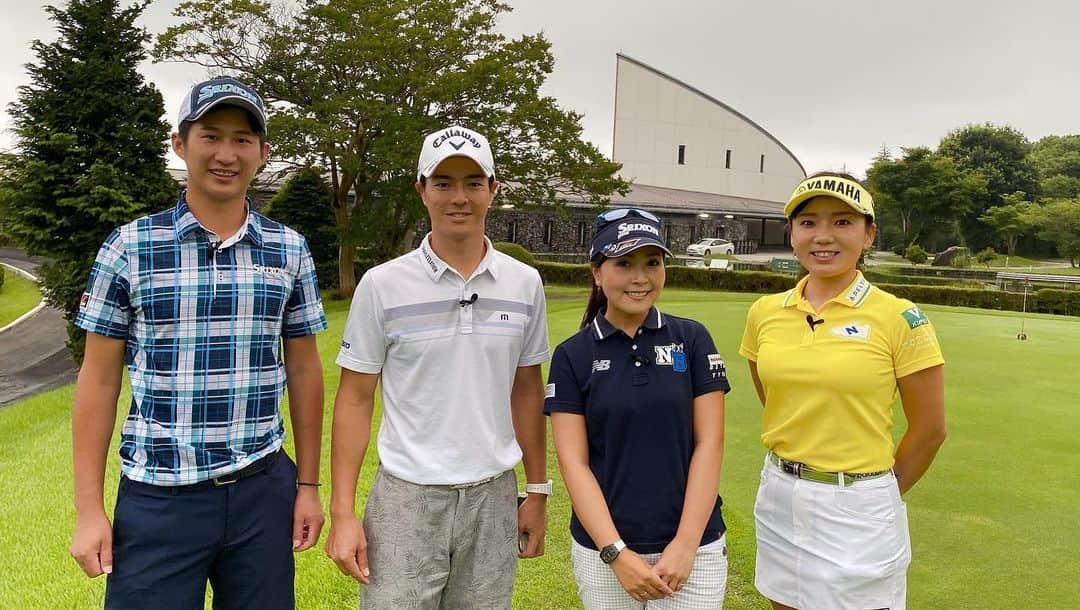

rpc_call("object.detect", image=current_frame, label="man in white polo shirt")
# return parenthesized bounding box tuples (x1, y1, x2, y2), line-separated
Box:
(325, 125, 551, 609)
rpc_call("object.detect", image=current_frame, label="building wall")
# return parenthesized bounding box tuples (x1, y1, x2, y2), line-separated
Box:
(612, 55, 805, 203)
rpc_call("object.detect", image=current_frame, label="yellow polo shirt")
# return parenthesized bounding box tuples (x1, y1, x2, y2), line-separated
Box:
(739, 273, 944, 473)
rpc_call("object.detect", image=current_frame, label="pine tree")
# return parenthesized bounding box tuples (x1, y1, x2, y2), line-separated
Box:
(0, 0, 177, 361)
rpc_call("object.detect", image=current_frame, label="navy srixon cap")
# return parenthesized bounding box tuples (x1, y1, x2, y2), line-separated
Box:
(589, 208, 672, 262)
(177, 77, 267, 133)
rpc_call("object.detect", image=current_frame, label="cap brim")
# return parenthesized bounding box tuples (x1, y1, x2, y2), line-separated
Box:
(593, 238, 673, 261)
(418, 153, 495, 181)
(184, 95, 266, 131)
(784, 189, 874, 219)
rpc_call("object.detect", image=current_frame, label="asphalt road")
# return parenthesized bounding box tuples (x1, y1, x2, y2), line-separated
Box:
(0, 248, 77, 407)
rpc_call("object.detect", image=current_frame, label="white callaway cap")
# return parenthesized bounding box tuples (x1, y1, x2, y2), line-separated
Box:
(416, 125, 496, 181)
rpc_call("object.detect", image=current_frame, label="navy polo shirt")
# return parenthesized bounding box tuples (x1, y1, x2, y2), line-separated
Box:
(544, 307, 730, 553)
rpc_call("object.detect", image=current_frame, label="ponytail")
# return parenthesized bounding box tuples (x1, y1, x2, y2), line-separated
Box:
(580, 264, 607, 329)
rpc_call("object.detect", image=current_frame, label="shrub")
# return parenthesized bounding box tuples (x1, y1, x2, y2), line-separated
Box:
(905, 244, 929, 266)
(1034, 289, 1080, 315)
(535, 262, 795, 293)
(494, 242, 536, 267)
(949, 254, 972, 269)
(974, 247, 998, 268)
(879, 283, 1026, 311)
(0, 264, 5, 291)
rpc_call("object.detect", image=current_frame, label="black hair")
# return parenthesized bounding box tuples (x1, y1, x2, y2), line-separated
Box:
(177, 106, 266, 146)
(580, 261, 607, 329)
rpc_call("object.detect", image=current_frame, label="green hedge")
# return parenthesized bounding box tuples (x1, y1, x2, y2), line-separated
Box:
(0, 264, 5, 291)
(864, 269, 980, 288)
(493, 242, 536, 266)
(535, 262, 1079, 317)
(1034, 289, 1080, 315)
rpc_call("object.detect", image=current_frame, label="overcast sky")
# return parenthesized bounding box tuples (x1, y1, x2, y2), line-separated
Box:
(2, 0, 1079, 177)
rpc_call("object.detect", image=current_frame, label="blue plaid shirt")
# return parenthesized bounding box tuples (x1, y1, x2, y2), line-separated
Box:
(76, 192, 328, 485)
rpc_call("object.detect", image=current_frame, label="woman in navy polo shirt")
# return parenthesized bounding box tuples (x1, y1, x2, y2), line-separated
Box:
(545, 208, 731, 609)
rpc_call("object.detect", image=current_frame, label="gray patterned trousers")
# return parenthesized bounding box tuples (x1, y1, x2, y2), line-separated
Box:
(360, 467, 519, 610)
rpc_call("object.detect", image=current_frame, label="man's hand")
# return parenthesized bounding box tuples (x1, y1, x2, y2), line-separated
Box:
(516, 494, 547, 558)
(70, 510, 113, 577)
(292, 486, 325, 552)
(325, 514, 370, 584)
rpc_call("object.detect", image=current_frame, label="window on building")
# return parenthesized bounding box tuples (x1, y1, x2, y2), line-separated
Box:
(760, 154, 765, 173)
(714, 226, 724, 238)
(543, 220, 553, 245)
(725, 149, 732, 169)
(577, 222, 588, 247)
(508, 221, 517, 243)
(677, 144, 686, 165)
(689, 225, 696, 243)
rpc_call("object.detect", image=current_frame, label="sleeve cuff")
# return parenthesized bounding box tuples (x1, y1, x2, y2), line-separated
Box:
(335, 351, 383, 374)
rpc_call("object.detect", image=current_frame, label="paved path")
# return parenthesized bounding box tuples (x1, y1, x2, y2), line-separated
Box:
(0, 248, 77, 407)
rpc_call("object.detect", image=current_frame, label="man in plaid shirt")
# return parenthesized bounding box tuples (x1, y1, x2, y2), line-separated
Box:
(69, 77, 327, 609)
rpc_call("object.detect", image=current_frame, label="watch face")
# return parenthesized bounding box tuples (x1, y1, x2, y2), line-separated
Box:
(600, 544, 620, 564)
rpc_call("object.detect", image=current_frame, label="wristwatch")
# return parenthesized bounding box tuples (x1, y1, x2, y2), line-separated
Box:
(600, 539, 626, 564)
(525, 479, 554, 495)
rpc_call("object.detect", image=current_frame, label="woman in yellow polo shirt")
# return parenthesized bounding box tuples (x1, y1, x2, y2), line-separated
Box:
(739, 171, 946, 610)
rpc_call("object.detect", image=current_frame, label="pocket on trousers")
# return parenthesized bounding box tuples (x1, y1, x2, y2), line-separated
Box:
(833, 487, 896, 523)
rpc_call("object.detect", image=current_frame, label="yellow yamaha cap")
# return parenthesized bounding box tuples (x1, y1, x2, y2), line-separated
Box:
(785, 175, 875, 220)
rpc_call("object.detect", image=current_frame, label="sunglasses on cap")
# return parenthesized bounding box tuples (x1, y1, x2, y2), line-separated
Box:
(594, 208, 660, 233)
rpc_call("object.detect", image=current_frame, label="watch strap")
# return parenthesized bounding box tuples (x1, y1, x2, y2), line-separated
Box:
(525, 479, 553, 495)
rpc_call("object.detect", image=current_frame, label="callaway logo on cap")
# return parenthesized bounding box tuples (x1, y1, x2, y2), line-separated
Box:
(417, 125, 496, 181)
(784, 174, 875, 220)
(178, 76, 267, 133)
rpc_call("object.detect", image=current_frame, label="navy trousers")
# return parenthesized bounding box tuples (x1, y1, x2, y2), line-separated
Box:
(104, 452, 297, 610)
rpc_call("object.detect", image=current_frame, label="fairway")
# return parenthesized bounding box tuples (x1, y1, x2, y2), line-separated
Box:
(1, 286, 1078, 608)
(0, 267, 42, 328)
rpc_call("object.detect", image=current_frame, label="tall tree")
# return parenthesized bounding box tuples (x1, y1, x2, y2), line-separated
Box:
(262, 168, 339, 288)
(865, 146, 985, 251)
(155, 0, 629, 297)
(1029, 199, 1080, 267)
(978, 192, 1035, 257)
(0, 0, 177, 361)
(1030, 134, 1080, 199)
(937, 123, 1039, 248)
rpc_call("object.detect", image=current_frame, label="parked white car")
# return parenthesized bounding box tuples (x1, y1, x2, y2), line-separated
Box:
(686, 238, 734, 256)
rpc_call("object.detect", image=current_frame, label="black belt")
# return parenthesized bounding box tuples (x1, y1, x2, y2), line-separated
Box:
(127, 449, 282, 492)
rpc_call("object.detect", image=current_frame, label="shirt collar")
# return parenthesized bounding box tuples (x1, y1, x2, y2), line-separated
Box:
(591, 306, 664, 341)
(173, 190, 263, 247)
(417, 233, 498, 282)
(782, 271, 873, 310)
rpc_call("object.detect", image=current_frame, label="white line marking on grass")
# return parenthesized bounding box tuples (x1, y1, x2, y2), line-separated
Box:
(0, 262, 46, 335)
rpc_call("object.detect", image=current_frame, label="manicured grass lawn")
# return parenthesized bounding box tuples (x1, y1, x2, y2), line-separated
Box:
(0, 268, 42, 327)
(2, 286, 1079, 608)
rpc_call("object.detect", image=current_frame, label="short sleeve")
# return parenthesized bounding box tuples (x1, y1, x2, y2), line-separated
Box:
(891, 301, 945, 378)
(518, 271, 550, 367)
(689, 321, 730, 396)
(543, 344, 584, 416)
(282, 237, 328, 337)
(75, 229, 132, 339)
(335, 269, 387, 374)
(738, 296, 764, 362)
